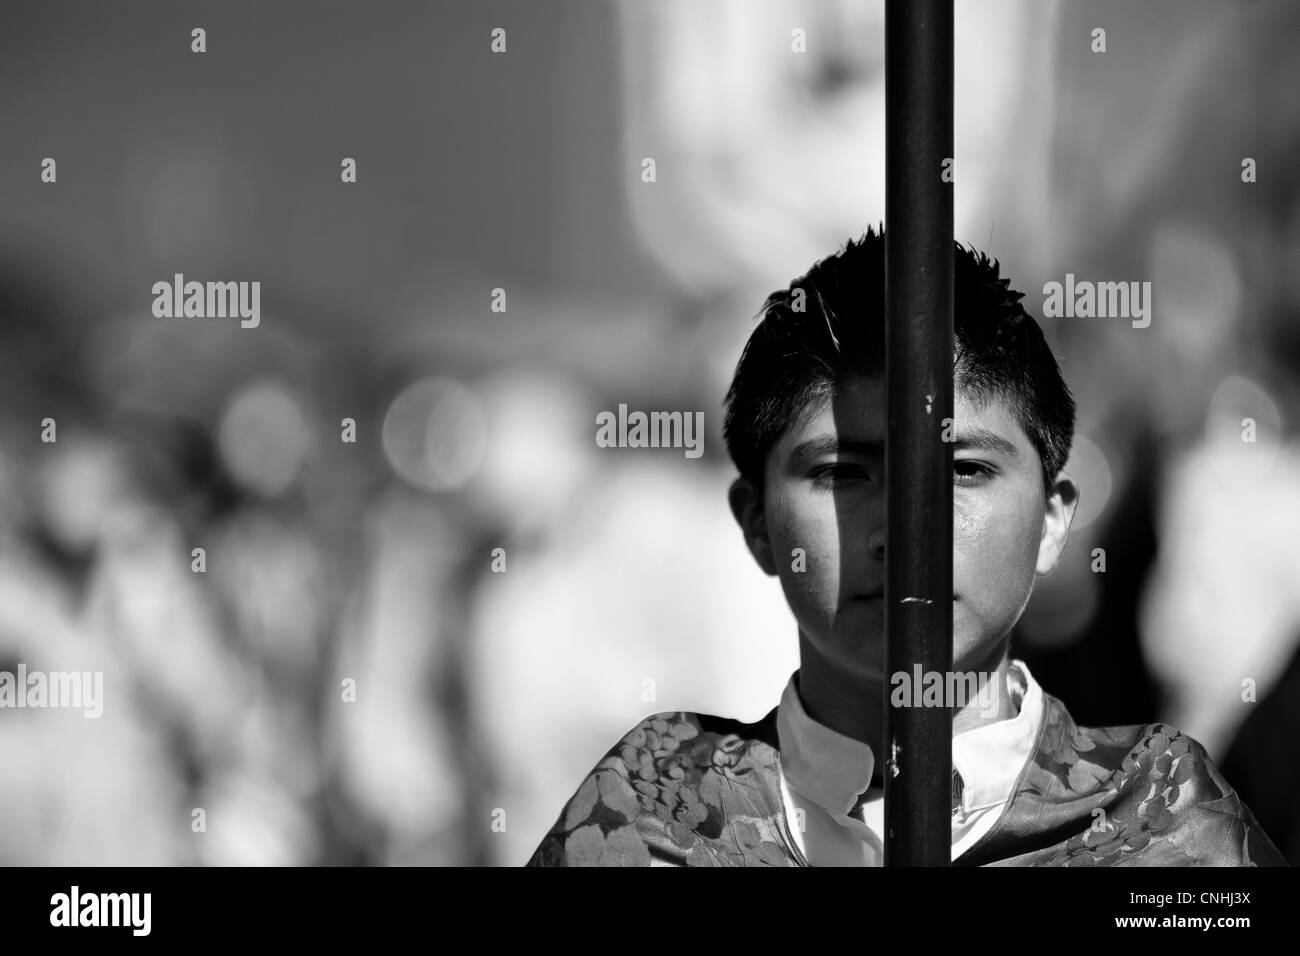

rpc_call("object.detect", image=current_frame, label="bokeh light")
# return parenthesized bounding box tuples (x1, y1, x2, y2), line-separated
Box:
(382, 377, 487, 493)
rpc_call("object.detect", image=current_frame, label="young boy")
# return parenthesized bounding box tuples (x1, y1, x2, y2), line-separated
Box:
(526, 228, 1284, 867)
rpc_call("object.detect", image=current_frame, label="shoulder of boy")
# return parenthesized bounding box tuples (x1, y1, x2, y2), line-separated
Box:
(524, 709, 787, 867)
(999, 693, 1286, 866)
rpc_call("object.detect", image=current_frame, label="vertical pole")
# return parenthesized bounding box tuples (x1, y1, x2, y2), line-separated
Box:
(883, 0, 954, 866)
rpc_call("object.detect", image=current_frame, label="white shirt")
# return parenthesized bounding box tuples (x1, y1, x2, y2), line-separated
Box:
(775, 659, 1044, 865)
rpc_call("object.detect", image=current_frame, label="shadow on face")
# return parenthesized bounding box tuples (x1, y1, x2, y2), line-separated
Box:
(739, 372, 1071, 691)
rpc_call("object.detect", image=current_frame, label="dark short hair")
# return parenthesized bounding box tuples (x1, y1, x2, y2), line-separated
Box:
(722, 225, 1076, 495)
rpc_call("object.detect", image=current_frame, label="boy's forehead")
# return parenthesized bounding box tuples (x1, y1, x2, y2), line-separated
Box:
(774, 374, 1034, 458)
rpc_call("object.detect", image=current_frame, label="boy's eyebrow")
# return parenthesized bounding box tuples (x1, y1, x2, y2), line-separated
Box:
(791, 428, 1020, 462)
(953, 426, 1021, 460)
(790, 435, 885, 463)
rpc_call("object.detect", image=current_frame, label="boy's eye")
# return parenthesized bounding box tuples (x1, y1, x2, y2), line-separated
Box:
(810, 463, 871, 485)
(954, 460, 993, 486)
(810, 462, 990, 486)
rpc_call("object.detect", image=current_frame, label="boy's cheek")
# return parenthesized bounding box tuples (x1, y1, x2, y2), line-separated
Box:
(956, 551, 1039, 647)
(954, 499, 983, 540)
(766, 495, 837, 565)
(955, 500, 1040, 580)
(953, 523, 1041, 644)
(777, 575, 841, 648)
(772, 537, 842, 625)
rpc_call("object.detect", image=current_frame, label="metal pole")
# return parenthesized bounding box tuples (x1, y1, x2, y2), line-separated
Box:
(883, 0, 954, 866)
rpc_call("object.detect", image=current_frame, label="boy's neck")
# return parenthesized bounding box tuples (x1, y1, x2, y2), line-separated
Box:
(794, 632, 1017, 754)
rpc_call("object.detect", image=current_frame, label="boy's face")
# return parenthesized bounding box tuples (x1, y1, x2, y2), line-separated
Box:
(729, 372, 1078, 688)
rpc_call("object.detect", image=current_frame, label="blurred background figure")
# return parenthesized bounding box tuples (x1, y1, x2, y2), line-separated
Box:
(0, 0, 1296, 866)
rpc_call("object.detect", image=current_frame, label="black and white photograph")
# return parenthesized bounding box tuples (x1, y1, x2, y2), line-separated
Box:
(0, 0, 1297, 934)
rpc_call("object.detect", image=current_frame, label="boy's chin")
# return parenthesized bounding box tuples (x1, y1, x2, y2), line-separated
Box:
(827, 619, 984, 681)
(834, 641, 888, 686)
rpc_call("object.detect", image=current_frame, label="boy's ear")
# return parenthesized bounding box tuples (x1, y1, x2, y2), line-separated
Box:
(728, 477, 778, 577)
(1036, 470, 1080, 576)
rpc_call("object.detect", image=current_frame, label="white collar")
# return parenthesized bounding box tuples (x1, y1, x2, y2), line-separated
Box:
(775, 659, 1044, 817)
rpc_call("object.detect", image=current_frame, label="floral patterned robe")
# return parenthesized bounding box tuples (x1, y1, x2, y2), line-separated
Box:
(525, 692, 1285, 866)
